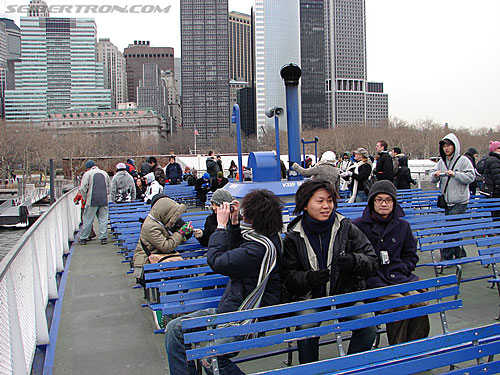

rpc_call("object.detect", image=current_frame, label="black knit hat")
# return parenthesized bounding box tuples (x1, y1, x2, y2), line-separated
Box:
(367, 180, 397, 207)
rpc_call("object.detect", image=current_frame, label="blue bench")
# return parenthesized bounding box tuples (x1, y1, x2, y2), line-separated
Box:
(182, 275, 461, 373)
(255, 322, 500, 374)
(477, 236, 500, 319)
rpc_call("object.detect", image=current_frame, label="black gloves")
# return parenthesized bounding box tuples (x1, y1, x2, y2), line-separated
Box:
(306, 269, 330, 287)
(337, 253, 356, 270)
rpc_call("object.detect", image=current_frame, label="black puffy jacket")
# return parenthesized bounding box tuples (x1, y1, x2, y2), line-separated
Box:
(281, 214, 377, 302)
(477, 152, 500, 197)
(207, 224, 282, 314)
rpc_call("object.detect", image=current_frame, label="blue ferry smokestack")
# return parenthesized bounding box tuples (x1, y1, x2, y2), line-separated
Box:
(280, 63, 302, 181)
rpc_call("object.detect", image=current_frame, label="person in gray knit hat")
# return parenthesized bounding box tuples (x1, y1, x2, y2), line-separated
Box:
(353, 180, 430, 345)
(193, 189, 235, 246)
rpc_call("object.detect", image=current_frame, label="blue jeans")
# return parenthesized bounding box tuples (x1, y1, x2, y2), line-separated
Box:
(165, 308, 244, 375)
(295, 307, 377, 364)
(355, 191, 368, 202)
(442, 203, 467, 260)
(81, 204, 108, 240)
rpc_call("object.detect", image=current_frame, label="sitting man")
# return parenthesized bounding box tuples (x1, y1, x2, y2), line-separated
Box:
(353, 180, 430, 345)
(281, 179, 378, 363)
(193, 189, 235, 247)
(194, 173, 211, 206)
(165, 189, 283, 375)
(210, 171, 229, 192)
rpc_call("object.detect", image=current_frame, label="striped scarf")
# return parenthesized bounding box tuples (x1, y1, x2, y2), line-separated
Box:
(218, 229, 278, 330)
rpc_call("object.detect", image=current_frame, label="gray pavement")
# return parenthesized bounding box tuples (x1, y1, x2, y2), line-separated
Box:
(52, 234, 168, 375)
(53, 234, 500, 374)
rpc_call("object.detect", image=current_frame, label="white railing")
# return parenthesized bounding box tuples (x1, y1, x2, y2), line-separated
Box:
(0, 188, 80, 375)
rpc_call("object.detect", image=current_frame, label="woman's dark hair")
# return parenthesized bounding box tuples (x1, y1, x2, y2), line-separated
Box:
(293, 180, 338, 215)
(241, 189, 283, 236)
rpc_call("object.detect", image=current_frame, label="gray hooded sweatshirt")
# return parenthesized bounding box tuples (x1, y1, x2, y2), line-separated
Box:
(430, 133, 474, 206)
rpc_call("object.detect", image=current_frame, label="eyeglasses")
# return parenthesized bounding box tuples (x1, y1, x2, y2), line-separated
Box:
(374, 197, 393, 205)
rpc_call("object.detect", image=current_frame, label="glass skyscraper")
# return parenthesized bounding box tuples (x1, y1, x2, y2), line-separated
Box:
(180, 0, 230, 146)
(4, 17, 111, 121)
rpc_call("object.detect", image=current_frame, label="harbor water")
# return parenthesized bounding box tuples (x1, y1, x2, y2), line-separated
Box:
(0, 228, 26, 262)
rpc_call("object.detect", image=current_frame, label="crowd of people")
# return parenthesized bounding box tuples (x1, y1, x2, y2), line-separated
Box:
(74, 134, 499, 373)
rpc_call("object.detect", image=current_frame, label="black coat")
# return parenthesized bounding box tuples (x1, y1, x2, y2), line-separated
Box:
(395, 156, 416, 190)
(464, 150, 478, 191)
(206, 157, 219, 178)
(375, 152, 394, 182)
(194, 177, 210, 203)
(207, 225, 282, 313)
(352, 205, 419, 288)
(196, 212, 217, 247)
(210, 177, 229, 192)
(477, 152, 500, 197)
(281, 214, 378, 301)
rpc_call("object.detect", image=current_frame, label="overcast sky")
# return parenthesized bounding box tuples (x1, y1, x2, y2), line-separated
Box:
(1, 0, 499, 130)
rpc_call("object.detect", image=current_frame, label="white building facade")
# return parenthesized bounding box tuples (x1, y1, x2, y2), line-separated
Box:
(254, 0, 301, 137)
(97, 38, 127, 109)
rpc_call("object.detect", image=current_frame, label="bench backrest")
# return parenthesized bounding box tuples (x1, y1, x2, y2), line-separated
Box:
(253, 323, 500, 375)
(183, 275, 460, 362)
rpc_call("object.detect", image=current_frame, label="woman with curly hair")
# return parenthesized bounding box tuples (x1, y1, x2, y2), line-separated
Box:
(165, 189, 283, 375)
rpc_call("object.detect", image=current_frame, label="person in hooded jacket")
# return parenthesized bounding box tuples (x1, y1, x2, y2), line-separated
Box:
(476, 141, 500, 220)
(281, 179, 378, 364)
(165, 189, 283, 375)
(111, 163, 136, 203)
(133, 195, 192, 280)
(430, 133, 475, 260)
(394, 156, 416, 190)
(353, 180, 430, 345)
(292, 151, 341, 193)
(143, 172, 163, 203)
(464, 147, 479, 195)
(194, 173, 211, 206)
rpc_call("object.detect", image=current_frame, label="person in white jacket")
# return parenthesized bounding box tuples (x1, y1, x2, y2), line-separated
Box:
(111, 163, 136, 203)
(143, 172, 163, 203)
(430, 133, 475, 260)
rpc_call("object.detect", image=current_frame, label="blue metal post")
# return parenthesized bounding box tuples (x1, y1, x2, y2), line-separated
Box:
(274, 115, 281, 180)
(301, 138, 306, 167)
(314, 136, 319, 163)
(281, 63, 302, 181)
(231, 104, 243, 182)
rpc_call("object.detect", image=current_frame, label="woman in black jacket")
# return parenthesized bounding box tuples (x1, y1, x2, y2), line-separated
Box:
(341, 147, 373, 203)
(281, 180, 378, 364)
(477, 141, 500, 220)
(394, 155, 416, 190)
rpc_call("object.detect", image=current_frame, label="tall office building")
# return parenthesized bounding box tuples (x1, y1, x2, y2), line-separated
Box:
(229, 11, 255, 135)
(299, 0, 326, 129)
(0, 23, 7, 118)
(4, 17, 111, 121)
(123, 41, 174, 103)
(181, 0, 230, 145)
(97, 38, 127, 108)
(229, 11, 253, 83)
(324, 0, 388, 126)
(137, 63, 168, 124)
(0, 18, 21, 91)
(254, 0, 301, 137)
(161, 69, 182, 132)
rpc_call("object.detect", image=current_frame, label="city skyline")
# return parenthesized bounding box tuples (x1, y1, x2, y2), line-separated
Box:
(1, 0, 499, 130)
